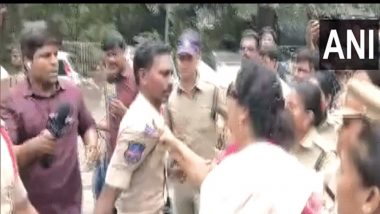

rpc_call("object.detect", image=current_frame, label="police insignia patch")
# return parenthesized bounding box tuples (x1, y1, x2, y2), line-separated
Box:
(144, 124, 156, 137)
(124, 142, 145, 164)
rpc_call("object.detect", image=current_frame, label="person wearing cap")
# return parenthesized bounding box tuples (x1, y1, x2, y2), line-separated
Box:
(1, 119, 38, 214)
(158, 60, 324, 213)
(335, 79, 380, 214)
(165, 28, 227, 214)
(95, 41, 173, 214)
(333, 69, 380, 116)
(333, 69, 380, 146)
(174, 29, 218, 86)
(317, 77, 380, 214)
(259, 45, 291, 98)
(337, 78, 380, 156)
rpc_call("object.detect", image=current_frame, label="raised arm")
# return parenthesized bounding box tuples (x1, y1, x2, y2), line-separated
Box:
(159, 126, 214, 186)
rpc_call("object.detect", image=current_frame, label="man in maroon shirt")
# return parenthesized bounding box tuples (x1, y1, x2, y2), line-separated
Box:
(94, 32, 138, 203)
(97, 31, 138, 155)
(0, 24, 99, 214)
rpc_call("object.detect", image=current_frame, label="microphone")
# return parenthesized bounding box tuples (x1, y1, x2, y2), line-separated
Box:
(41, 103, 71, 168)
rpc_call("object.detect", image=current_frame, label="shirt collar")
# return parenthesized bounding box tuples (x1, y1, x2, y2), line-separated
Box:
(22, 77, 67, 98)
(134, 92, 161, 117)
(177, 71, 207, 94)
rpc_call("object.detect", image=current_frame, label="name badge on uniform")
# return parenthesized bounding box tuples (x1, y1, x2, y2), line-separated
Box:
(124, 142, 145, 164)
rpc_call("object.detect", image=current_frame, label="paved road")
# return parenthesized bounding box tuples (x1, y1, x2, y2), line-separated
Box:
(78, 139, 95, 214)
(79, 89, 102, 214)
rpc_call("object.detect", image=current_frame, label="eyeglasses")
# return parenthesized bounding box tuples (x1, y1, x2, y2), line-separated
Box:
(227, 83, 238, 99)
(240, 46, 256, 52)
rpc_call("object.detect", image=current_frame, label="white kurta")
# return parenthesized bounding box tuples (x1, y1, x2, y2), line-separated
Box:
(199, 142, 323, 214)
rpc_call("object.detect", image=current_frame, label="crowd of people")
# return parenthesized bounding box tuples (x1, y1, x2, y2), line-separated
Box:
(1, 18, 380, 214)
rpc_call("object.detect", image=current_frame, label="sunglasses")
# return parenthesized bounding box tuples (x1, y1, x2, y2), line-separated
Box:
(227, 83, 238, 99)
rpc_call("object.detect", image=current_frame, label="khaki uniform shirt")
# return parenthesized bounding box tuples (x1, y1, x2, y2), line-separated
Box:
(290, 128, 338, 214)
(317, 111, 341, 151)
(1, 120, 27, 214)
(105, 93, 166, 214)
(166, 77, 227, 160)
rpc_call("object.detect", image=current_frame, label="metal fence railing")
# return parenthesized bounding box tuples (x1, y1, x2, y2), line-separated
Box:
(61, 41, 102, 77)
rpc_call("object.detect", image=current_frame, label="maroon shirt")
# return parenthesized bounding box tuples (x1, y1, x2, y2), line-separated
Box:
(108, 68, 138, 155)
(0, 78, 95, 214)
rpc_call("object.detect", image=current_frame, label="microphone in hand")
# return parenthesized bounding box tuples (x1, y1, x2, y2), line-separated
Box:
(41, 103, 71, 168)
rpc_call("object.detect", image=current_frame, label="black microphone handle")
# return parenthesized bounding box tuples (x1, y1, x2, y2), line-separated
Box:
(41, 155, 54, 168)
(40, 103, 71, 169)
(40, 117, 57, 169)
(40, 122, 60, 169)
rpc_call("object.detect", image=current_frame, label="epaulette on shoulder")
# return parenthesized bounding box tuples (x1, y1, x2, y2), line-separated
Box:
(313, 134, 336, 153)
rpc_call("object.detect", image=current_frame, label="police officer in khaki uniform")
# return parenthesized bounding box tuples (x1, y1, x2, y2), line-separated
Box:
(309, 71, 342, 151)
(286, 81, 338, 213)
(1, 120, 38, 214)
(317, 113, 340, 150)
(335, 70, 380, 154)
(320, 69, 361, 149)
(325, 78, 380, 214)
(165, 29, 227, 214)
(337, 78, 380, 154)
(94, 41, 173, 214)
(290, 127, 338, 213)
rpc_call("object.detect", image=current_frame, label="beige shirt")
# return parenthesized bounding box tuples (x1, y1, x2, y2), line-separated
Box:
(290, 128, 338, 214)
(166, 77, 227, 160)
(1, 120, 28, 214)
(105, 93, 166, 214)
(317, 111, 341, 151)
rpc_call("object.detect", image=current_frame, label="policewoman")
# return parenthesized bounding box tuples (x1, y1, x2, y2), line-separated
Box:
(286, 81, 338, 213)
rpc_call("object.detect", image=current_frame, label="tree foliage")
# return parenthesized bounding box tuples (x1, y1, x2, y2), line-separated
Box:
(2, 3, 379, 70)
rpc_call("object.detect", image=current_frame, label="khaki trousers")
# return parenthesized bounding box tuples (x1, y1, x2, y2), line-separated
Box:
(172, 181, 200, 214)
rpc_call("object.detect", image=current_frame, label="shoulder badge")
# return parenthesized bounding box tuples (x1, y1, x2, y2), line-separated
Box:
(124, 141, 145, 164)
